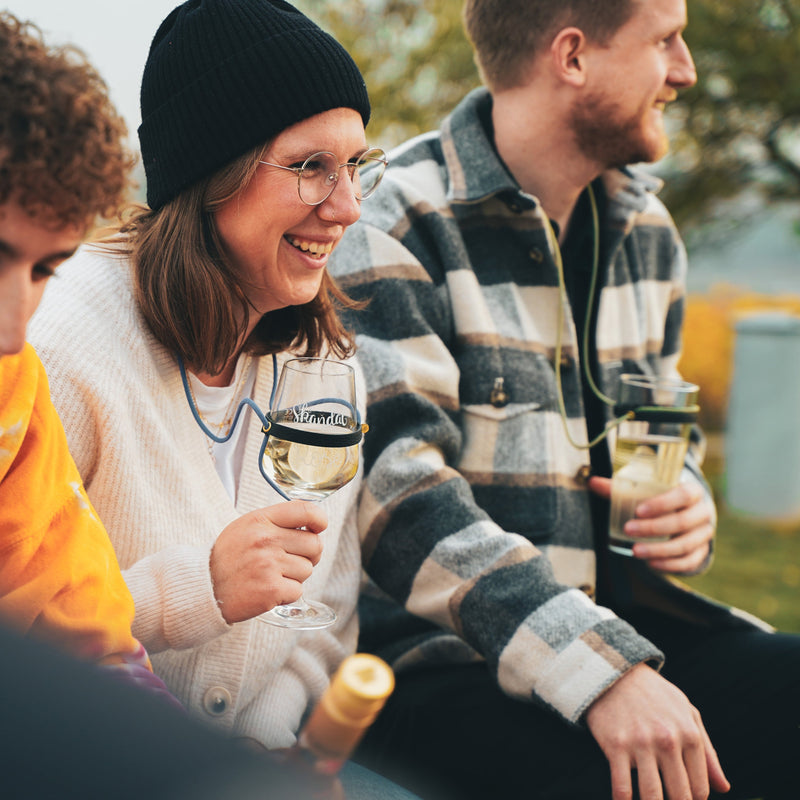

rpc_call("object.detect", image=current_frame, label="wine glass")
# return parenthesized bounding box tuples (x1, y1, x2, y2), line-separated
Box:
(258, 357, 362, 629)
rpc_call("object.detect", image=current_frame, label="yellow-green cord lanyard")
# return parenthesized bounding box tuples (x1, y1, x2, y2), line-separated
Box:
(544, 184, 633, 451)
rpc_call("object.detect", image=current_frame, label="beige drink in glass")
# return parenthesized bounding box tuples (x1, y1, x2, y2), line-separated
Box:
(608, 374, 699, 556)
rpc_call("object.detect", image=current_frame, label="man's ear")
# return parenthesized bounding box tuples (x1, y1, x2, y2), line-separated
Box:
(550, 27, 588, 87)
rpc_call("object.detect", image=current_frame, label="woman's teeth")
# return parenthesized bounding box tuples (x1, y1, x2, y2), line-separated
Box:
(287, 236, 333, 259)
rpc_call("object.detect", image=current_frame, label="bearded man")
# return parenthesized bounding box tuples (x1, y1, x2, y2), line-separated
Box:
(329, 1, 800, 798)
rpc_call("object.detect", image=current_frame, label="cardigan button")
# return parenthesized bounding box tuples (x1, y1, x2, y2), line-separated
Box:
(202, 686, 232, 716)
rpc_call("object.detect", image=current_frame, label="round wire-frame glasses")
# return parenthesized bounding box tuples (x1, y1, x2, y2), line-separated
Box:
(259, 147, 387, 206)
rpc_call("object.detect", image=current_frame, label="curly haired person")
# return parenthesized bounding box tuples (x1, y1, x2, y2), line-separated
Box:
(0, 10, 168, 693)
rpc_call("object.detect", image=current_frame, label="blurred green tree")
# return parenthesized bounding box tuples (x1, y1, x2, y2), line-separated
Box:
(297, 0, 800, 230)
(294, 0, 478, 146)
(665, 0, 800, 227)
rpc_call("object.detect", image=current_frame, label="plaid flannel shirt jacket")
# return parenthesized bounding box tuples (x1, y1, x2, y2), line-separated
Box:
(330, 87, 765, 725)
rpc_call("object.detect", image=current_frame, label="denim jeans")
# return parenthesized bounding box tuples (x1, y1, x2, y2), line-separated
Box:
(340, 760, 422, 799)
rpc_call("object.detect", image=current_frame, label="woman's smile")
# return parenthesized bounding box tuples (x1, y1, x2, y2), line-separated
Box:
(285, 234, 335, 260)
(214, 107, 366, 314)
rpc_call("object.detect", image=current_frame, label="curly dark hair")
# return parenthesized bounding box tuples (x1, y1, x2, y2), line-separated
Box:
(0, 12, 136, 231)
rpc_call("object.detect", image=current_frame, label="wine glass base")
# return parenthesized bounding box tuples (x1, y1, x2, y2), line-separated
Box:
(257, 600, 337, 630)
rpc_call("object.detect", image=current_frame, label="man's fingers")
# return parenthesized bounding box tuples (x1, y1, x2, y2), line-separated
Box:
(607, 754, 635, 800)
(638, 524, 713, 572)
(633, 756, 665, 800)
(701, 721, 731, 794)
(634, 481, 703, 518)
(588, 475, 613, 498)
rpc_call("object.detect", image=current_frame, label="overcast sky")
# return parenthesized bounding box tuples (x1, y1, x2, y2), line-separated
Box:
(7, 0, 181, 149)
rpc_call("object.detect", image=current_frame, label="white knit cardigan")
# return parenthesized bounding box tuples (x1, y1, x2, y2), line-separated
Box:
(28, 245, 362, 747)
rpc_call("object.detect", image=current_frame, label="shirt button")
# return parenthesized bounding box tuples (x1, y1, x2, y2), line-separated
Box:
(574, 464, 592, 485)
(203, 686, 232, 716)
(578, 583, 596, 600)
(529, 247, 544, 262)
(489, 377, 509, 408)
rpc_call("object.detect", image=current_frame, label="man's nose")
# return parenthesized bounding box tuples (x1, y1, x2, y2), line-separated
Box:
(670, 36, 697, 89)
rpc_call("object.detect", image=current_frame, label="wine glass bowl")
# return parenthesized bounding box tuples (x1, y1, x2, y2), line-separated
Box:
(265, 417, 360, 502)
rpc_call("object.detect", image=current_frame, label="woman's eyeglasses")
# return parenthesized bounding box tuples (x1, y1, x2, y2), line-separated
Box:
(259, 147, 387, 206)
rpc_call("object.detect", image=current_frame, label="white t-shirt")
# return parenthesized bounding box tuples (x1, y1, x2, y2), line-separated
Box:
(187, 355, 257, 502)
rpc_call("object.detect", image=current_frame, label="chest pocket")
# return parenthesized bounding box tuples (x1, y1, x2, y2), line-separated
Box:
(459, 400, 559, 541)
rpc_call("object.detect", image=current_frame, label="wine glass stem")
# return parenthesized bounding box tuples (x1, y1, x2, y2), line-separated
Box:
(274, 597, 313, 620)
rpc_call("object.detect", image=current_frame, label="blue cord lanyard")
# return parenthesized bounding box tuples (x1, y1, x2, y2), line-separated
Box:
(178, 353, 364, 500)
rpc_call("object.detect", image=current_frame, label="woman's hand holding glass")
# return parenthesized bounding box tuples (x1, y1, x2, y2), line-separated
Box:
(209, 501, 327, 624)
(258, 357, 364, 628)
(179, 354, 364, 629)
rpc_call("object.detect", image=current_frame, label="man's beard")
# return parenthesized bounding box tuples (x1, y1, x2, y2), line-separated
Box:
(570, 91, 669, 168)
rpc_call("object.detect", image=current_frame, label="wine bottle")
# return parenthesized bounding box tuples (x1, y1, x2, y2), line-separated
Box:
(275, 653, 395, 799)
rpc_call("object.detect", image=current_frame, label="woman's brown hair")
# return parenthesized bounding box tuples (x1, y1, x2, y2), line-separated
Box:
(99, 144, 360, 376)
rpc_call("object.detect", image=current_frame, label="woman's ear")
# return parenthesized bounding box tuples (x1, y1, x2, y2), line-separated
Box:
(550, 27, 588, 87)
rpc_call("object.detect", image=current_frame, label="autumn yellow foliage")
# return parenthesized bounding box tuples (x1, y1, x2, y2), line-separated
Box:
(679, 285, 800, 431)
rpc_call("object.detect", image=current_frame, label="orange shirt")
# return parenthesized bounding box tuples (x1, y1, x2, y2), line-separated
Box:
(0, 344, 146, 666)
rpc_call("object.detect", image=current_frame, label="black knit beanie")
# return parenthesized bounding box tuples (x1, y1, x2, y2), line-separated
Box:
(138, 0, 371, 211)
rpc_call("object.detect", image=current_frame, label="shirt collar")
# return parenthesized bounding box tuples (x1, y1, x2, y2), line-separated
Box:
(441, 87, 519, 204)
(440, 86, 664, 218)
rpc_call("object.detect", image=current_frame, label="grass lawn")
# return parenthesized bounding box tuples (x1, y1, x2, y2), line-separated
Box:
(682, 440, 800, 633)
(684, 509, 800, 632)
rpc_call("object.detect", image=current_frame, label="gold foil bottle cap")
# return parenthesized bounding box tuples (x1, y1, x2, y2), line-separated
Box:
(321, 653, 395, 726)
(300, 654, 395, 767)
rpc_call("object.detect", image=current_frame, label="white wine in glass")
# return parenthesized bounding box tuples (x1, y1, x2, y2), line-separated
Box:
(266, 427, 359, 502)
(259, 357, 362, 629)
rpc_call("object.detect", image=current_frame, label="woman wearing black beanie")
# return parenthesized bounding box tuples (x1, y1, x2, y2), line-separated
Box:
(29, 2, 413, 797)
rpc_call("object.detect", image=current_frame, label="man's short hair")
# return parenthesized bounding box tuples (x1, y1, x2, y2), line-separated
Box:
(0, 12, 135, 231)
(463, 0, 637, 91)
